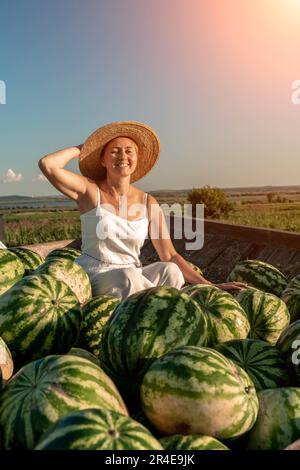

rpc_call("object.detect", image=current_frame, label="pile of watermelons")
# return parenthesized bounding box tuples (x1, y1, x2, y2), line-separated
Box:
(0, 246, 300, 450)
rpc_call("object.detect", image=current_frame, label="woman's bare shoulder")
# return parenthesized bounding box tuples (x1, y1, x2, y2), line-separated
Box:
(147, 193, 159, 205)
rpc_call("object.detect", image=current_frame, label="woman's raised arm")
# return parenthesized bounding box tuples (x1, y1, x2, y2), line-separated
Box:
(38, 145, 88, 201)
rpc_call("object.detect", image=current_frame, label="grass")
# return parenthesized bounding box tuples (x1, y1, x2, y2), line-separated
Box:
(4, 210, 79, 222)
(4, 212, 81, 246)
(2, 200, 300, 247)
(219, 203, 300, 232)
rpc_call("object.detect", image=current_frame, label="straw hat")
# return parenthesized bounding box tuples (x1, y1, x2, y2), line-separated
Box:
(79, 121, 160, 183)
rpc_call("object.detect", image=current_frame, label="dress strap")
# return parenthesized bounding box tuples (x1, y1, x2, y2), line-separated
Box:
(144, 193, 148, 218)
(97, 187, 100, 208)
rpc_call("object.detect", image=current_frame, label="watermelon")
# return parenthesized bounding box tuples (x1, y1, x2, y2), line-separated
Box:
(245, 388, 300, 449)
(0, 354, 128, 449)
(34, 257, 92, 305)
(236, 288, 290, 345)
(0, 273, 82, 367)
(0, 249, 24, 295)
(8, 247, 44, 276)
(100, 286, 208, 398)
(78, 295, 120, 358)
(182, 284, 250, 346)
(285, 439, 300, 450)
(129, 405, 160, 439)
(227, 260, 288, 297)
(186, 261, 203, 275)
(215, 339, 289, 391)
(276, 320, 300, 383)
(35, 408, 162, 450)
(141, 346, 258, 439)
(46, 247, 82, 263)
(68, 347, 101, 367)
(0, 337, 13, 384)
(160, 434, 229, 450)
(281, 274, 300, 323)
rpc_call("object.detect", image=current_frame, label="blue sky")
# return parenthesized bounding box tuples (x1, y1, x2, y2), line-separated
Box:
(1, 0, 300, 196)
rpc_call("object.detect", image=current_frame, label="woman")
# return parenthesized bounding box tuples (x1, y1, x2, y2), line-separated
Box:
(39, 120, 246, 300)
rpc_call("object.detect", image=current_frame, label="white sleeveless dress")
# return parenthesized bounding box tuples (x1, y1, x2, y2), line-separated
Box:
(75, 187, 148, 274)
(74, 187, 185, 299)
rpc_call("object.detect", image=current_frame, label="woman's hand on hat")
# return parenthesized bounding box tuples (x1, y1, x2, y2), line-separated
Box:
(76, 144, 83, 152)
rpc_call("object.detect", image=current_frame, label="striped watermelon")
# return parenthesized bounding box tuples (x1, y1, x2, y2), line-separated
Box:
(236, 288, 290, 345)
(215, 339, 289, 391)
(129, 405, 160, 439)
(8, 247, 44, 276)
(182, 284, 250, 346)
(281, 274, 300, 323)
(68, 347, 101, 367)
(78, 295, 120, 358)
(0, 354, 128, 449)
(34, 257, 92, 305)
(160, 434, 229, 450)
(0, 273, 82, 367)
(141, 346, 258, 439)
(227, 260, 288, 297)
(285, 439, 300, 450)
(0, 337, 13, 384)
(186, 261, 203, 275)
(100, 286, 208, 397)
(276, 320, 300, 383)
(245, 388, 300, 449)
(46, 247, 82, 263)
(35, 408, 162, 450)
(0, 249, 24, 295)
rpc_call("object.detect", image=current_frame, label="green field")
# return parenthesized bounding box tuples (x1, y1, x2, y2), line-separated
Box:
(3, 210, 81, 247)
(220, 202, 300, 232)
(2, 198, 300, 247)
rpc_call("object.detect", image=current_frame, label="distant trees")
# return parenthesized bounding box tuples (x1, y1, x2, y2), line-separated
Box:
(187, 185, 234, 219)
(267, 192, 277, 203)
(267, 192, 288, 203)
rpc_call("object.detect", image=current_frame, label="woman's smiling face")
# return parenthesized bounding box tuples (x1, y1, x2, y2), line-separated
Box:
(101, 136, 138, 178)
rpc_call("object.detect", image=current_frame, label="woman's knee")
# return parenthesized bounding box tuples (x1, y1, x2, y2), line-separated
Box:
(91, 267, 145, 300)
(103, 267, 136, 291)
(161, 261, 185, 288)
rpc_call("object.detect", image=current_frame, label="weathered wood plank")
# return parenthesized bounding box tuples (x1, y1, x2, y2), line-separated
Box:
(264, 248, 298, 273)
(242, 243, 267, 260)
(204, 240, 253, 281)
(192, 235, 229, 269)
(203, 219, 300, 249)
(251, 245, 278, 263)
(17, 218, 300, 282)
(285, 252, 300, 279)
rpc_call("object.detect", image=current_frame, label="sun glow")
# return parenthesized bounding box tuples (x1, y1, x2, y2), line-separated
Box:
(285, 0, 300, 7)
(271, 0, 300, 18)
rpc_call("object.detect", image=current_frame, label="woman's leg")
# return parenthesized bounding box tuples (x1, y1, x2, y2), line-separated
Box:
(89, 266, 155, 300)
(142, 261, 185, 289)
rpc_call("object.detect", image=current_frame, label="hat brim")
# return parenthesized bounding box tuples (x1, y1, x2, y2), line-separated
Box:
(79, 121, 160, 183)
